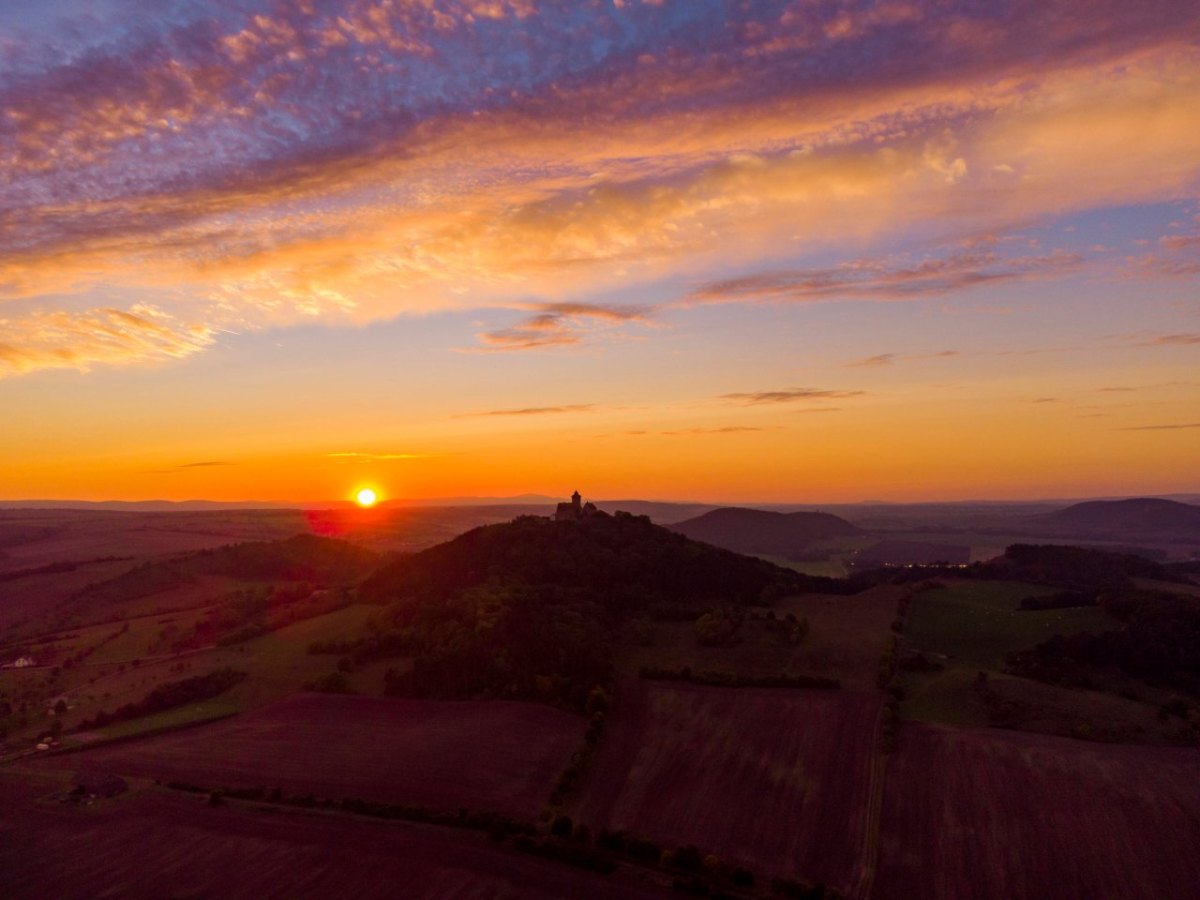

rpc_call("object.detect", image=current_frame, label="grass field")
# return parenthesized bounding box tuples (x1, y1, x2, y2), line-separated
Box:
(91, 699, 242, 740)
(572, 680, 881, 891)
(904, 580, 1116, 670)
(617, 585, 903, 691)
(896, 580, 1155, 736)
(876, 723, 1200, 900)
(0, 770, 670, 900)
(30, 693, 584, 818)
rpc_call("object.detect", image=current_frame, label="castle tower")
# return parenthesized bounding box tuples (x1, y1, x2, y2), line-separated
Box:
(571, 490, 582, 512)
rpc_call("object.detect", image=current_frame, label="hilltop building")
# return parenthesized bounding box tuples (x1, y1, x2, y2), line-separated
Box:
(555, 490, 598, 521)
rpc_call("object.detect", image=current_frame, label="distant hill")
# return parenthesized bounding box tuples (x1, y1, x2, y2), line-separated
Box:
(667, 507, 862, 559)
(1042, 498, 1200, 535)
(76, 534, 379, 607)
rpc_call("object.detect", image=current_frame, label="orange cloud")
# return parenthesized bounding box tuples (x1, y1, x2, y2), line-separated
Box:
(0, 304, 215, 377)
(720, 388, 865, 405)
(457, 404, 595, 418)
(2, 3, 1198, 375)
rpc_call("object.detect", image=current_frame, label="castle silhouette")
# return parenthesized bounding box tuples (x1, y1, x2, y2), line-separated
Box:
(555, 490, 598, 521)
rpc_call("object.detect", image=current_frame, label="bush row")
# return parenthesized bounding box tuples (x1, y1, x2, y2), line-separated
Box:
(639, 667, 839, 690)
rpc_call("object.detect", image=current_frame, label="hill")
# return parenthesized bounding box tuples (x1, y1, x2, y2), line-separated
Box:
(76, 533, 378, 608)
(667, 507, 862, 559)
(354, 512, 829, 709)
(1042, 498, 1200, 535)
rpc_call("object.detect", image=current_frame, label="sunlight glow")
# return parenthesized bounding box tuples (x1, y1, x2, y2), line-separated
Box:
(355, 488, 378, 508)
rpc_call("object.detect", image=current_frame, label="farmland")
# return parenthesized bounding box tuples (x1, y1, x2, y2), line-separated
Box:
(0, 771, 671, 900)
(893, 579, 1194, 742)
(876, 723, 1200, 900)
(571, 679, 881, 892)
(903, 580, 1117, 670)
(617, 585, 903, 691)
(30, 693, 583, 818)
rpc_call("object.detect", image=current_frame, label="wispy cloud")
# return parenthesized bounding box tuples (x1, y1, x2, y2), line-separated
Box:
(326, 452, 428, 461)
(0, 305, 215, 377)
(144, 460, 233, 475)
(469, 303, 651, 353)
(846, 350, 960, 368)
(1116, 423, 1200, 431)
(457, 404, 595, 418)
(720, 388, 865, 405)
(1141, 333, 1200, 346)
(688, 250, 1082, 306)
(661, 426, 767, 436)
(0, 0, 1197, 373)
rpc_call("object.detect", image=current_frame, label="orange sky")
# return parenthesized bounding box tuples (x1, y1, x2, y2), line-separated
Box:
(1, 1, 1197, 503)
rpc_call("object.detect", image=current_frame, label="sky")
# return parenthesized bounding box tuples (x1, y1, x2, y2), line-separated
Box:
(0, 0, 1197, 504)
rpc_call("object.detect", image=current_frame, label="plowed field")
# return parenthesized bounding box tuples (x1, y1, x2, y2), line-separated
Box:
(876, 723, 1200, 900)
(32, 693, 583, 817)
(573, 680, 881, 890)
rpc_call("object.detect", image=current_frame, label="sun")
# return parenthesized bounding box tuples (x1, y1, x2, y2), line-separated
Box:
(355, 487, 378, 508)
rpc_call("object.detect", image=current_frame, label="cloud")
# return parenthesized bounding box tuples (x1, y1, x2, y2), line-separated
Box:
(720, 388, 865, 405)
(0, 304, 215, 377)
(457, 404, 595, 418)
(688, 250, 1082, 306)
(1141, 334, 1200, 346)
(846, 349, 959, 367)
(144, 460, 232, 475)
(1116, 423, 1200, 431)
(326, 452, 428, 461)
(1, 1, 1198, 372)
(660, 426, 767, 435)
(469, 303, 650, 352)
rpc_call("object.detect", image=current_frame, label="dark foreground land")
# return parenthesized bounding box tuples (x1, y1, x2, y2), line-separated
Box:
(0, 770, 672, 900)
(3, 502, 1200, 899)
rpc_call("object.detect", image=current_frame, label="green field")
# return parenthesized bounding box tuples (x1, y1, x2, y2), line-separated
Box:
(904, 580, 1117, 669)
(899, 580, 1124, 729)
(94, 699, 241, 740)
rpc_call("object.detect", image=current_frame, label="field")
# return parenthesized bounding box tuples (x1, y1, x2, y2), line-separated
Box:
(617, 585, 903, 691)
(571, 680, 881, 891)
(30, 693, 583, 818)
(903, 580, 1117, 670)
(0, 770, 670, 900)
(894, 580, 1192, 742)
(876, 723, 1200, 900)
(777, 585, 906, 689)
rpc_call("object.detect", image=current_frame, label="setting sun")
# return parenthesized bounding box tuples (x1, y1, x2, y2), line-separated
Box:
(355, 488, 378, 508)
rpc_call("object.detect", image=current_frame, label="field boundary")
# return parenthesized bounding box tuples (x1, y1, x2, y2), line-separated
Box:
(1, 709, 239, 766)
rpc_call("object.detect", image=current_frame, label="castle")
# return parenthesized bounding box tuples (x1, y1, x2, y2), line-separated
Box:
(555, 490, 598, 521)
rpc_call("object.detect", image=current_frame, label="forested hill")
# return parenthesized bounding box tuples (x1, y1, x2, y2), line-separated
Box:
(1042, 498, 1200, 535)
(350, 512, 839, 710)
(668, 507, 861, 560)
(359, 511, 825, 612)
